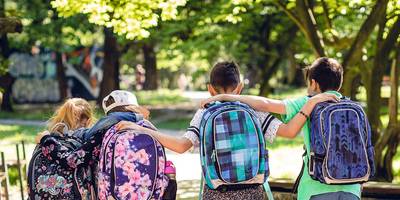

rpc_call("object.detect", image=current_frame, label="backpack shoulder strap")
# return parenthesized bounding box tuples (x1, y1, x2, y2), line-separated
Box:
(50, 122, 70, 136)
(263, 181, 274, 200)
(292, 146, 307, 194)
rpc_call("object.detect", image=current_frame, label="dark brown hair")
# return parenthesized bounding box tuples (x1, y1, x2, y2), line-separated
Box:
(210, 61, 241, 92)
(305, 57, 343, 92)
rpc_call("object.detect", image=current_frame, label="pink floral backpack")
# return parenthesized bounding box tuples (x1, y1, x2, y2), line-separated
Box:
(98, 124, 168, 200)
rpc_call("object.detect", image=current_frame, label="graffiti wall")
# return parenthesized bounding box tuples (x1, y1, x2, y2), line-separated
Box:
(9, 46, 104, 103)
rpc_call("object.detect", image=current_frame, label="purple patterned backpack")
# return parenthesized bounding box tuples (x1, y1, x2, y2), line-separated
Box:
(308, 98, 375, 184)
(98, 124, 168, 200)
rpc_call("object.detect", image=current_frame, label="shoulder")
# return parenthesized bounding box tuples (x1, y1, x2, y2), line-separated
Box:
(283, 96, 309, 106)
(191, 108, 205, 122)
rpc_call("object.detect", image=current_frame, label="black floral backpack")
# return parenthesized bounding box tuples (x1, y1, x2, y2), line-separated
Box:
(27, 124, 96, 200)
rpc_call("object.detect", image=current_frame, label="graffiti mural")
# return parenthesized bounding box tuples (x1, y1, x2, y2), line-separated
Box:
(8, 46, 104, 103)
(65, 46, 104, 100)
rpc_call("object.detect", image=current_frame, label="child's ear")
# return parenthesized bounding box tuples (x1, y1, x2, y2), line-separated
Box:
(311, 79, 322, 93)
(207, 84, 219, 96)
(233, 82, 244, 95)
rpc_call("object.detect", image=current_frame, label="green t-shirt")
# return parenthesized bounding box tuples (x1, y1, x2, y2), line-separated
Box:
(281, 91, 361, 200)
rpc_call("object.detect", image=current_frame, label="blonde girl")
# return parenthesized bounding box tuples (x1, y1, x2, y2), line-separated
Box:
(36, 98, 95, 143)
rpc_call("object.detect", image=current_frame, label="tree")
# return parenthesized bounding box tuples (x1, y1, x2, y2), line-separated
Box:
(0, 17, 22, 34)
(142, 42, 158, 90)
(0, 0, 15, 111)
(275, 0, 389, 97)
(274, 0, 400, 180)
(51, 0, 188, 95)
(51, 0, 186, 40)
(97, 27, 120, 104)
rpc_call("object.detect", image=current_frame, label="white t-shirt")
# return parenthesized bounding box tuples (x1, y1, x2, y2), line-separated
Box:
(183, 109, 282, 147)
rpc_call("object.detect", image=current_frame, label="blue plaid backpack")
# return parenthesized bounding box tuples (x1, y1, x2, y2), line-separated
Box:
(308, 98, 375, 184)
(200, 102, 269, 190)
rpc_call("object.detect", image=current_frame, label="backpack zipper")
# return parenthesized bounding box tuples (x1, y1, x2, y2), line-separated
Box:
(102, 131, 117, 172)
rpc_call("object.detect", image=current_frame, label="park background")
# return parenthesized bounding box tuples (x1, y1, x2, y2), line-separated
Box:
(0, 0, 399, 199)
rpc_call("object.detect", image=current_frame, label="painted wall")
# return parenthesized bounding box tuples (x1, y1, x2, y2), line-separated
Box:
(8, 47, 104, 103)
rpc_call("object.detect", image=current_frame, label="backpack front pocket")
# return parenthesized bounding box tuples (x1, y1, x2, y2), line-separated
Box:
(323, 108, 370, 184)
(213, 110, 261, 183)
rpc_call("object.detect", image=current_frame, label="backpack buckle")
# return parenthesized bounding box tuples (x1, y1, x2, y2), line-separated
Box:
(309, 152, 315, 176)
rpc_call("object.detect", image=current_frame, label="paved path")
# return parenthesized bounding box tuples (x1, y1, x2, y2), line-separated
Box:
(0, 119, 46, 126)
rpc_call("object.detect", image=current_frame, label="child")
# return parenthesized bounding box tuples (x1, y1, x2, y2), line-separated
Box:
(200, 58, 361, 200)
(116, 61, 338, 199)
(35, 98, 95, 143)
(39, 90, 149, 169)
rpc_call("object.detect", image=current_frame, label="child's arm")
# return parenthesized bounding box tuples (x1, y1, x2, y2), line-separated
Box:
(115, 121, 193, 153)
(276, 93, 338, 138)
(201, 94, 286, 114)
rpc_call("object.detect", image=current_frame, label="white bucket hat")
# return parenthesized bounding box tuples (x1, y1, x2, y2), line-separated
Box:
(102, 90, 139, 114)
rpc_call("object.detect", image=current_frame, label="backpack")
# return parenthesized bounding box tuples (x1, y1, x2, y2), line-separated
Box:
(98, 124, 168, 200)
(28, 132, 95, 200)
(199, 101, 269, 190)
(308, 98, 375, 184)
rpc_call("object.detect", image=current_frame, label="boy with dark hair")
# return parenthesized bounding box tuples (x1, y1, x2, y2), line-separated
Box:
(116, 61, 337, 199)
(201, 57, 363, 200)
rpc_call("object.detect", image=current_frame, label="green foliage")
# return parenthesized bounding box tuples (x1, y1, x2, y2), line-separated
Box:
(0, 56, 9, 75)
(5, 0, 99, 52)
(51, 0, 187, 40)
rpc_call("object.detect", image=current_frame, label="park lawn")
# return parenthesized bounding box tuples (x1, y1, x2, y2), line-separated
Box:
(0, 108, 54, 121)
(0, 124, 42, 143)
(0, 89, 189, 121)
(155, 117, 192, 130)
(136, 89, 189, 106)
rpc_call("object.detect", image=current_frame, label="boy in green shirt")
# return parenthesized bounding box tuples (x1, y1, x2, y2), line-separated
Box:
(201, 57, 361, 200)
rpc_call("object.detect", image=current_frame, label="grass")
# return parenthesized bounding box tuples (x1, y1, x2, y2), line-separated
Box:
(0, 108, 53, 121)
(155, 118, 192, 130)
(0, 89, 189, 121)
(136, 89, 189, 106)
(0, 124, 43, 143)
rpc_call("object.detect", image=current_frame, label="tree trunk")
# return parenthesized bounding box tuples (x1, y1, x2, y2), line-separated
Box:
(0, 17, 22, 34)
(296, 0, 326, 57)
(0, 0, 13, 111)
(374, 43, 400, 181)
(367, 15, 400, 145)
(259, 57, 283, 96)
(341, 0, 389, 96)
(0, 73, 14, 111)
(55, 52, 67, 100)
(52, 11, 67, 101)
(287, 48, 305, 87)
(97, 28, 120, 105)
(142, 43, 158, 90)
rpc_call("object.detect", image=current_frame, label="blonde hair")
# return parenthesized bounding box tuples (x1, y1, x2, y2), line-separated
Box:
(47, 98, 95, 134)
